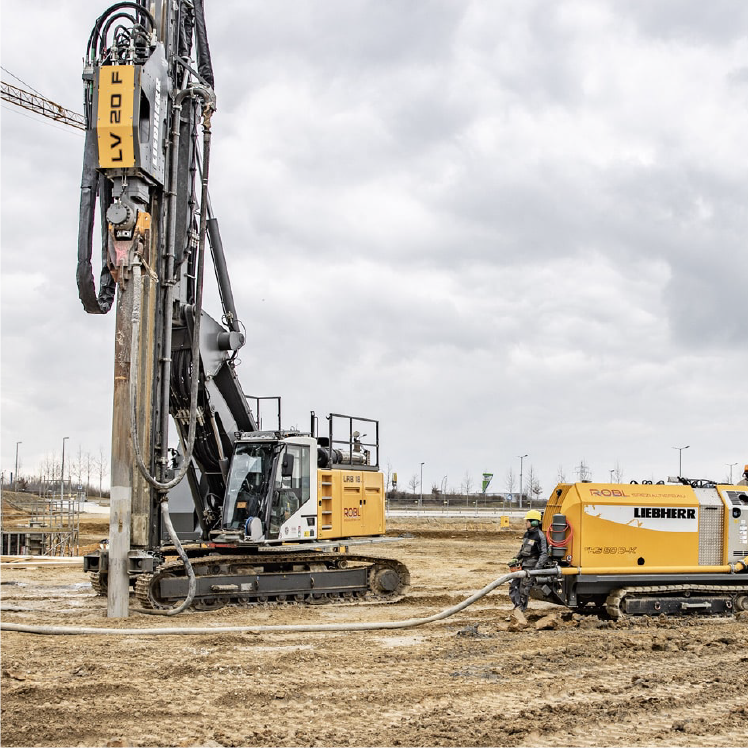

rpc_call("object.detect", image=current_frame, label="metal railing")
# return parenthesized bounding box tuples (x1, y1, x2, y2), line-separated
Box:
(1, 494, 81, 556)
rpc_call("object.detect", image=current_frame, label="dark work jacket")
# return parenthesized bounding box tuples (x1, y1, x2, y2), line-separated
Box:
(516, 526, 548, 568)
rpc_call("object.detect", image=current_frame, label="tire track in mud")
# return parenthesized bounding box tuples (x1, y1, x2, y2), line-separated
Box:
(558, 649, 748, 748)
(379, 655, 747, 748)
(3, 525, 747, 747)
(519, 674, 748, 748)
(434, 629, 748, 747)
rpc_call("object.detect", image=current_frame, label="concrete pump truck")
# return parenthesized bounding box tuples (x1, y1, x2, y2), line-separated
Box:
(77, 1, 408, 616)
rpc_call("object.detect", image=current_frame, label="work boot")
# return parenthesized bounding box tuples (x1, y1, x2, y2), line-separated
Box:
(511, 607, 527, 625)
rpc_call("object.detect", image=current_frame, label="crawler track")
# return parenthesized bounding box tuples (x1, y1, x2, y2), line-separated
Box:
(605, 583, 748, 620)
(90, 572, 107, 596)
(134, 552, 411, 610)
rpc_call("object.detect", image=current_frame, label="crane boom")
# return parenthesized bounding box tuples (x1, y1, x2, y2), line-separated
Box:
(1, 81, 85, 130)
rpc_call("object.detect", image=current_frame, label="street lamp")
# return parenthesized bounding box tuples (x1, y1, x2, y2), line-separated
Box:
(419, 462, 425, 508)
(672, 445, 689, 477)
(14, 441, 22, 491)
(517, 454, 528, 510)
(609, 469, 615, 483)
(727, 462, 738, 484)
(61, 436, 70, 500)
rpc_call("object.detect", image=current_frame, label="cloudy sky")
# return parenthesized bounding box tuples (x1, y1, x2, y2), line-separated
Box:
(1, 0, 746, 499)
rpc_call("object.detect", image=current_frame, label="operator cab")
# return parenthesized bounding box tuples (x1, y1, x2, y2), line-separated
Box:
(219, 432, 313, 542)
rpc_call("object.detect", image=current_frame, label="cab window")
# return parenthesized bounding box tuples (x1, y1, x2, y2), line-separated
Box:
(269, 444, 310, 536)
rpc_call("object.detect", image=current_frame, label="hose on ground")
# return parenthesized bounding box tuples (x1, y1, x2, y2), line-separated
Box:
(0, 567, 560, 636)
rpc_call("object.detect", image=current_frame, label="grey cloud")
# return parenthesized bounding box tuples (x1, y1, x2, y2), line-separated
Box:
(2, 0, 746, 493)
(617, 0, 748, 44)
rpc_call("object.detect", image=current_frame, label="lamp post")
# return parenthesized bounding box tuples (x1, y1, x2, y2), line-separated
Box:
(14, 441, 22, 491)
(609, 469, 615, 483)
(517, 454, 528, 510)
(419, 462, 424, 508)
(727, 462, 738, 484)
(672, 445, 689, 478)
(61, 436, 69, 501)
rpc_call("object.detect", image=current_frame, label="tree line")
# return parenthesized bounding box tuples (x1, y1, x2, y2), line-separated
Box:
(7, 445, 110, 498)
(388, 458, 628, 505)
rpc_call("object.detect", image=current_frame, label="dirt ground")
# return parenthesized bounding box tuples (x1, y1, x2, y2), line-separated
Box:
(2, 514, 747, 748)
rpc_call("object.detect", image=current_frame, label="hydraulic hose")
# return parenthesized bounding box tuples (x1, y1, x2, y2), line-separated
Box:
(125, 85, 215, 614)
(546, 522, 572, 548)
(129, 84, 216, 494)
(76, 129, 116, 315)
(86, 2, 155, 64)
(130, 500, 197, 616)
(0, 567, 560, 636)
(127, 260, 201, 609)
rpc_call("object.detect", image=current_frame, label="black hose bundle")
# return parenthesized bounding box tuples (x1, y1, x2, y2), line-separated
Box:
(192, 0, 215, 88)
(76, 130, 116, 315)
(86, 2, 155, 65)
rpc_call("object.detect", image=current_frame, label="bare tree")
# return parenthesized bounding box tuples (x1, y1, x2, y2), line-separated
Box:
(51, 456, 61, 482)
(532, 477, 543, 503)
(95, 446, 109, 498)
(85, 452, 93, 494)
(462, 471, 473, 496)
(505, 467, 516, 500)
(408, 474, 420, 494)
(526, 465, 542, 506)
(556, 465, 567, 483)
(41, 454, 53, 483)
(384, 460, 393, 492)
(613, 461, 624, 483)
(72, 444, 85, 488)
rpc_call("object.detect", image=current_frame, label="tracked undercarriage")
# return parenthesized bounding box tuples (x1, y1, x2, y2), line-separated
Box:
(129, 552, 411, 610)
(605, 583, 748, 620)
(532, 568, 748, 620)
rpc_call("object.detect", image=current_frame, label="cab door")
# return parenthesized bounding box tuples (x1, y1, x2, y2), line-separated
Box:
(269, 438, 315, 539)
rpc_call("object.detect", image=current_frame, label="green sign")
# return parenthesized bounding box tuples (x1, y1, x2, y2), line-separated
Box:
(481, 472, 493, 492)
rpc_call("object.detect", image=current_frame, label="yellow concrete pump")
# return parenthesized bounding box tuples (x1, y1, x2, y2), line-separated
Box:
(533, 480, 748, 618)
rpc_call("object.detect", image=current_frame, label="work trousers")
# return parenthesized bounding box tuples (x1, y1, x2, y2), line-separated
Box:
(508, 559, 538, 611)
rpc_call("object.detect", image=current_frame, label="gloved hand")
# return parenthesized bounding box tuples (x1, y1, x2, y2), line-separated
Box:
(508, 558, 519, 567)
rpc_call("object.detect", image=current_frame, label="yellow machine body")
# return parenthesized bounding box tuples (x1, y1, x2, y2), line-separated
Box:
(543, 482, 748, 573)
(222, 433, 388, 545)
(536, 482, 748, 617)
(92, 53, 168, 183)
(96, 64, 137, 168)
(316, 468, 385, 540)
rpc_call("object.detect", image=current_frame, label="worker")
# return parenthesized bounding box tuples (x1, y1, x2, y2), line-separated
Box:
(507, 509, 549, 624)
(738, 465, 748, 486)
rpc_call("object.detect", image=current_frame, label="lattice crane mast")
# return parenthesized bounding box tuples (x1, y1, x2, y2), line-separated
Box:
(1, 80, 85, 130)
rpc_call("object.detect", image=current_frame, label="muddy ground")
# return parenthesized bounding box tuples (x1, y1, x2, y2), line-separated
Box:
(2, 514, 747, 747)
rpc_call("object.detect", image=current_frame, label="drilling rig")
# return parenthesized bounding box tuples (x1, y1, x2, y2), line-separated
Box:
(77, 1, 409, 616)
